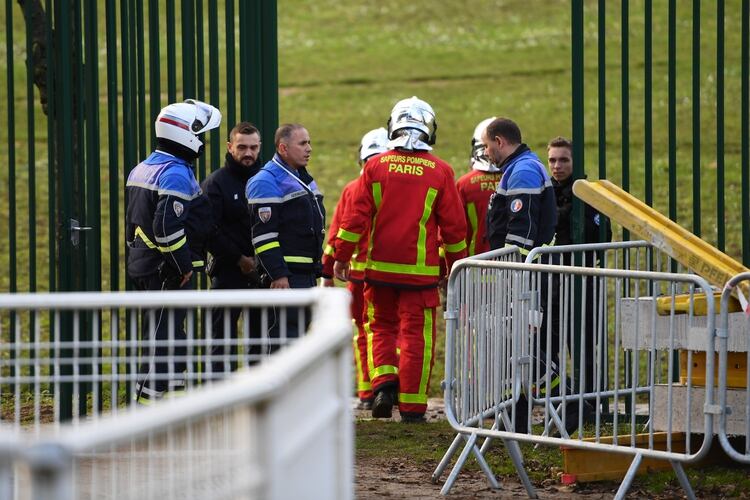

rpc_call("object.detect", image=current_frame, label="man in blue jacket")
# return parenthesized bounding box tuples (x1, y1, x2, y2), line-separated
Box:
(245, 123, 325, 352)
(126, 99, 221, 404)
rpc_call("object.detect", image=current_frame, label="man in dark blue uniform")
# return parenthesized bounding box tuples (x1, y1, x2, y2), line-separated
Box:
(125, 99, 221, 404)
(245, 123, 325, 351)
(202, 122, 263, 374)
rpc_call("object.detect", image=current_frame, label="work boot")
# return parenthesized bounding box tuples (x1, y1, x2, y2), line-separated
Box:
(371, 387, 397, 419)
(508, 395, 529, 434)
(400, 411, 426, 423)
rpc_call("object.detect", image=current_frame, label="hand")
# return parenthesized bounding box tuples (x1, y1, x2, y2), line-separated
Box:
(237, 255, 256, 275)
(270, 276, 290, 289)
(179, 270, 193, 287)
(322, 278, 335, 287)
(333, 261, 350, 281)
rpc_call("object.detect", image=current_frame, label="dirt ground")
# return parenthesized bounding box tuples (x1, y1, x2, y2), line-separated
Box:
(352, 398, 745, 500)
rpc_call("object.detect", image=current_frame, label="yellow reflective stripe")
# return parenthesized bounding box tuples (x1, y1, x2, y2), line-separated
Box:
(337, 228, 361, 243)
(370, 364, 398, 379)
(350, 261, 366, 271)
(438, 247, 445, 258)
(467, 202, 478, 255)
(372, 182, 382, 208)
(135, 226, 157, 249)
(324, 244, 335, 256)
(365, 301, 376, 378)
(444, 239, 467, 253)
(192, 260, 204, 267)
(418, 307, 433, 400)
(367, 260, 439, 276)
(510, 243, 530, 256)
(284, 256, 314, 263)
(158, 236, 187, 253)
(399, 392, 428, 404)
(417, 188, 438, 268)
(256, 241, 280, 254)
(353, 328, 368, 392)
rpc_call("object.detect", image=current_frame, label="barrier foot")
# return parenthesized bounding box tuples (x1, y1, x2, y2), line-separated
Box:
(499, 411, 537, 498)
(614, 452, 642, 500)
(432, 433, 463, 484)
(440, 433, 500, 495)
(671, 461, 696, 500)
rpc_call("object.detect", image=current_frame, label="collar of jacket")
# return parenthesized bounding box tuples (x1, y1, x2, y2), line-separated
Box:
(496, 143, 531, 173)
(224, 152, 259, 182)
(552, 173, 586, 190)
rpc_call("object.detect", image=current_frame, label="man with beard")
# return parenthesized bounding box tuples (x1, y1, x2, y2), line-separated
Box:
(202, 122, 263, 374)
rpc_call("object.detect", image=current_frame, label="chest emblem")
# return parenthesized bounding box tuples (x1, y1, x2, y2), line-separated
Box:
(510, 198, 523, 213)
(234, 193, 239, 200)
(173, 201, 184, 218)
(258, 206, 272, 223)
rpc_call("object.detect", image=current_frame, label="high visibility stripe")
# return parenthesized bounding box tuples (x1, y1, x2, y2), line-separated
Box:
(466, 202, 478, 255)
(416, 188, 438, 268)
(353, 328, 368, 392)
(370, 364, 398, 379)
(337, 228, 361, 243)
(438, 247, 445, 258)
(284, 256, 314, 263)
(372, 182, 382, 208)
(135, 227, 158, 249)
(192, 260, 204, 267)
(367, 260, 439, 276)
(506, 233, 534, 247)
(364, 301, 376, 378)
(350, 261, 366, 271)
(256, 241, 280, 254)
(444, 239, 467, 253)
(398, 392, 428, 404)
(418, 307, 433, 400)
(154, 229, 185, 244)
(158, 236, 187, 253)
(252, 232, 279, 245)
(323, 244, 335, 256)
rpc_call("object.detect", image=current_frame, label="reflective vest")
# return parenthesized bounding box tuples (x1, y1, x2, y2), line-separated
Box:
(335, 149, 467, 288)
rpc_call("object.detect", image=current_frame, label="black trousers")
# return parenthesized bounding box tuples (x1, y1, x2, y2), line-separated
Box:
(209, 268, 261, 375)
(132, 273, 190, 401)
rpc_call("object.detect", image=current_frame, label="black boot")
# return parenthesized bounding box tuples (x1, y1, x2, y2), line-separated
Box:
(371, 385, 397, 419)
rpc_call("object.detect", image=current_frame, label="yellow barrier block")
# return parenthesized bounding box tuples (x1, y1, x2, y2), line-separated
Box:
(679, 351, 748, 389)
(655, 292, 743, 316)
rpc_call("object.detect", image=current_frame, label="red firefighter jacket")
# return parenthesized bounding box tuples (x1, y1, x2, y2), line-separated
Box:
(335, 149, 467, 288)
(322, 178, 369, 282)
(456, 169, 502, 256)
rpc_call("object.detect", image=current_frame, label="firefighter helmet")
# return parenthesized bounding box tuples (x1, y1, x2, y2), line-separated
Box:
(359, 127, 389, 162)
(470, 117, 498, 172)
(387, 96, 437, 146)
(154, 99, 222, 154)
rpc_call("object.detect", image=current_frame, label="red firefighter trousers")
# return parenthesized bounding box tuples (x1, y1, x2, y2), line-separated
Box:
(348, 280, 372, 401)
(363, 283, 439, 415)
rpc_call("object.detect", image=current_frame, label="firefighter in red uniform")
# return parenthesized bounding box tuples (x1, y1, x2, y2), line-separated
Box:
(334, 97, 467, 422)
(456, 117, 503, 256)
(322, 127, 389, 410)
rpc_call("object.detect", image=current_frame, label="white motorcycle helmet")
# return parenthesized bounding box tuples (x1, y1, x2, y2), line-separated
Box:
(470, 117, 499, 172)
(386, 96, 437, 151)
(155, 99, 222, 154)
(359, 127, 389, 162)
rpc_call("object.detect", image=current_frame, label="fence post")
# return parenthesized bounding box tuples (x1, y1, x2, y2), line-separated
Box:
(26, 443, 73, 500)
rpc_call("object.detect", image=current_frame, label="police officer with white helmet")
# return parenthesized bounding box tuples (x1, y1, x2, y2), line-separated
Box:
(125, 99, 221, 404)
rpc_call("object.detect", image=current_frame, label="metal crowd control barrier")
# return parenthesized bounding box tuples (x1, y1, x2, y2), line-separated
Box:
(718, 273, 750, 463)
(435, 251, 716, 499)
(0, 289, 324, 429)
(0, 287, 353, 499)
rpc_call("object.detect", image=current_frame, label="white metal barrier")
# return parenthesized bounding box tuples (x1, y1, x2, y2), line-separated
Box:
(435, 249, 717, 500)
(718, 272, 750, 463)
(0, 288, 353, 499)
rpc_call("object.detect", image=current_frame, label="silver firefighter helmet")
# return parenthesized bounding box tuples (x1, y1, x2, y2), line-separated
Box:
(387, 96, 437, 148)
(470, 117, 498, 172)
(359, 127, 389, 162)
(155, 99, 222, 154)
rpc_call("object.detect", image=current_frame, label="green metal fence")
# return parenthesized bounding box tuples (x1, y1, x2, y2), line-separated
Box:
(571, 0, 749, 265)
(1, 0, 278, 296)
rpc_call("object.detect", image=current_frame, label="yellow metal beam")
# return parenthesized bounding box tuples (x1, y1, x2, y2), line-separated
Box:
(573, 179, 750, 309)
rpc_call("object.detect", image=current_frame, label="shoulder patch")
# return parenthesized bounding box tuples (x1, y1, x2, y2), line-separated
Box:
(594, 213, 601, 226)
(510, 198, 523, 213)
(173, 200, 184, 217)
(258, 206, 272, 223)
